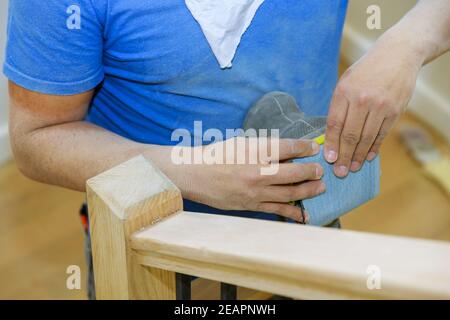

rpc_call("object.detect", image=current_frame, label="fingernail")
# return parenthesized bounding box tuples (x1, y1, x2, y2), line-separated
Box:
(367, 152, 377, 161)
(325, 150, 338, 163)
(318, 183, 326, 193)
(316, 165, 323, 178)
(304, 211, 310, 224)
(335, 165, 348, 177)
(350, 161, 361, 172)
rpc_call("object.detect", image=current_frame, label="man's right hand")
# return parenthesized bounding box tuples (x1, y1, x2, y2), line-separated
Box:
(173, 138, 325, 223)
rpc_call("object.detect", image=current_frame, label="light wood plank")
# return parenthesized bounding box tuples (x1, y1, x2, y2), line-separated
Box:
(132, 211, 450, 299)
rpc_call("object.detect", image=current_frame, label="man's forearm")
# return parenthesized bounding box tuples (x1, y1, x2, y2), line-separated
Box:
(380, 0, 450, 65)
(13, 121, 177, 192)
(11, 118, 328, 222)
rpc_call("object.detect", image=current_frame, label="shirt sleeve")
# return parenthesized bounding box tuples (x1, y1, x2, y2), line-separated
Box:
(3, 0, 104, 95)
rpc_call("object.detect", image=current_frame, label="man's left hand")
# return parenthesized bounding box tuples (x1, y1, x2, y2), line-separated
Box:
(324, 36, 423, 177)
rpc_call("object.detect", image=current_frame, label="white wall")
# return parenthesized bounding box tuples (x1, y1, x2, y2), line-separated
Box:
(0, 0, 11, 166)
(342, 0, 450, 142)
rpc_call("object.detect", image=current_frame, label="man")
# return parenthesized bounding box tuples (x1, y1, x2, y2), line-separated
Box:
(3, 0, 449, 275)
(5, 0, 345, 222)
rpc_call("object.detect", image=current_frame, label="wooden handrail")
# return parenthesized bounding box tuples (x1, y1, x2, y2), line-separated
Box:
(87, 156, 450, 300)
(132, 211, 450, 299)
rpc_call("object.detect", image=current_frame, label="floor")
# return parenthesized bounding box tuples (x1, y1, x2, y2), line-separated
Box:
(0, 111, 448, 300)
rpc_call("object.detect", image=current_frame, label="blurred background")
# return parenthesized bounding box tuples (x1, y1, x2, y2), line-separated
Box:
(0, 0, 449, 299)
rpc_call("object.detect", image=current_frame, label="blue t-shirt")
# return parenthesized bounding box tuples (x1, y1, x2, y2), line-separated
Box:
(4, 0, 348, 219)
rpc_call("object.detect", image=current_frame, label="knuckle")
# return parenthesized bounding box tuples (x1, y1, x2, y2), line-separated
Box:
(342, 131, 360, 145)
(388, 107, 401, 118)
(295, 165, 309, 181)
(357, 92, 370, 106)
(288, 166, 301, 181)
(295, 139, 310, 153)
(326, 118, 343, 132)
(374, 97, 389, 110)
(292, 167, 307, 183)
(335, 82, 348, 96)
(359, 134, 374, 146)
(285, 139, 297, 156)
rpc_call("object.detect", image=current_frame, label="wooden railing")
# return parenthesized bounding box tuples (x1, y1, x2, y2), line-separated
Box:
(86, 155, 450, 300)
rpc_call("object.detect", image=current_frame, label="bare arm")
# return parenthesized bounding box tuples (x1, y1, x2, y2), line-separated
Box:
(9, 81, 172, 192)
(324, 0, 450, 177)
(399, 0, 450, 64)
(9, 81, 326, 222)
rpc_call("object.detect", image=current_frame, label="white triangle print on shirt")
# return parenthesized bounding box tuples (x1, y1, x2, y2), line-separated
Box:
(185, 0, 265, 69)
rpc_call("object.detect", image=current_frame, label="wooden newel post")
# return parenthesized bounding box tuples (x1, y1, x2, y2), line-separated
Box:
(86, 155, 183, 300)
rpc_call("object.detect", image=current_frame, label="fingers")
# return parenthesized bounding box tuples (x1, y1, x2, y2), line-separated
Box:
(367, 116, 397, 161)
(349, 111, 384, 172)
(247, 163, 326, 223)
(333, 96, 369, 177)
(276, 139, 320, 162)
(257, 202, 308, 223)
(324, 92, 349, 163)
(263, 180, 326, 203)
(222, 137, 318, 165)
(261, 162, 323, 185)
